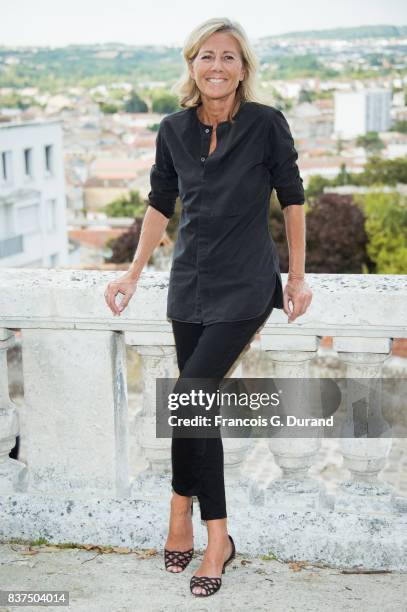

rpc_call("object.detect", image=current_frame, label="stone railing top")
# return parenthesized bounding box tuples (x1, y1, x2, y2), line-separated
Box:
(0, 268, 406, 338)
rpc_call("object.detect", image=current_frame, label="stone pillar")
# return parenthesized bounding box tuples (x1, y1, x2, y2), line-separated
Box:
(21, 328, 130, 497)
(333, 336, 395, 514)
(221, 361, 252, 478)
(125, 325, 178, 501)
(131, 345, 176, 474)
(257, 335, 329, 509)
(0, 329, 28, 493)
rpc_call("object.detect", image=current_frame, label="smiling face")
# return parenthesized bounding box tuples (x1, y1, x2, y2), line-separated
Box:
(189, 31, 245, 103)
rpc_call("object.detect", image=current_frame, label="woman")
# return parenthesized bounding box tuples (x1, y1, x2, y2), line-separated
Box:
(105, 17, 312, 598)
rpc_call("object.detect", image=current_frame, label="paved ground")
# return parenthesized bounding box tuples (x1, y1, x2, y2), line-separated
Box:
(1, 542, 406, 612)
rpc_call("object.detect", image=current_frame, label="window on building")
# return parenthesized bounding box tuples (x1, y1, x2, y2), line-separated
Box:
(44, 144, 54, 175)
(24, 148, 33, 178)
(17, 203, 40, 234)
(1, 151, 12, 183)
(46, 198, 57, 232)
(0, 203, 13, 239)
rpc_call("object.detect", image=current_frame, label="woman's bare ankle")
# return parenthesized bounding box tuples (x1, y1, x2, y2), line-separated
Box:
(171, 492, 192, 513)
(206, 517, 228, 538)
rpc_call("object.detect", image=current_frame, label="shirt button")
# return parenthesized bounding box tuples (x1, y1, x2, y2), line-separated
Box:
(200, 156, 206, 162)
(205, 128, 210, 133)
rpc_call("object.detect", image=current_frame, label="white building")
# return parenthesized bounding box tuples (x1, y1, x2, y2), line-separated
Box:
(334, 88, 392, 139)
(0, 120, 69, 267)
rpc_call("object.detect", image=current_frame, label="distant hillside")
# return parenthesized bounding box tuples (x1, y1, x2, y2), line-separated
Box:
(260, 24, 407, 41)
(0, 45, 184, 89)
(0, 24, 406, 92)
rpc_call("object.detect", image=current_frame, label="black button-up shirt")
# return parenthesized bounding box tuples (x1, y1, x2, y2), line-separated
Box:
(147, 101, 305, 324)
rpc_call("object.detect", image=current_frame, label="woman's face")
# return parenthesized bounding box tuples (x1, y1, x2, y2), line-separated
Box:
(189, 32, 245, 102)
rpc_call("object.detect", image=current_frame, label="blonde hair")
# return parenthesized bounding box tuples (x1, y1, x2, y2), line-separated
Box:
(171, 17, 267, 123)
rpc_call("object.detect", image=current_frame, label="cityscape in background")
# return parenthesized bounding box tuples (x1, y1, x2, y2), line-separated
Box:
(0, 23, 406, 271)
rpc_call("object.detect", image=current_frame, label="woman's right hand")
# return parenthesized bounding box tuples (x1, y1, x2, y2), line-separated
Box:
(104, 270, 139, 316)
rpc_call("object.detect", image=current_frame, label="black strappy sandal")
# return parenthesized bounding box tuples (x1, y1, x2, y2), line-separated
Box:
(164, 499, 194, 573)
(190, 534, 236, 597)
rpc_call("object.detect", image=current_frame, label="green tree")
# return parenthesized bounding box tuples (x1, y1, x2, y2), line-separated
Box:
(356, 131, 385, 153)
(298, 89, 315, 103)
(124, 91, 148, 113)
(389, 119, 407, 134)
(0, 92, 31, 109)
(333, 163, 352, 186)
(152, 92, 179, 114)
(305, 174, 333, 200)
(99, 102, 119, 114)
(361, 155, 407, 186)
(360, 191, 407, 273)
(335, 136, 344, 155)
(104, 191, 147, 218)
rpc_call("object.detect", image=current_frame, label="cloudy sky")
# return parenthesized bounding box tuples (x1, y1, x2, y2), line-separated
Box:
(1, 0, 406, 47)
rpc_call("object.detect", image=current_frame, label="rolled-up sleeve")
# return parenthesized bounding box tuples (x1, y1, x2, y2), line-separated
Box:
(266, 109, 305, 210)
(147, 120, 179, 219)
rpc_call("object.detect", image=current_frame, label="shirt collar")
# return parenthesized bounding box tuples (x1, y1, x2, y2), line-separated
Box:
(191, 100, 249, 130)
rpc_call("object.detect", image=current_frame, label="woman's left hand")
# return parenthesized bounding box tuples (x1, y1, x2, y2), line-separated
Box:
(284, 278, 313, 323)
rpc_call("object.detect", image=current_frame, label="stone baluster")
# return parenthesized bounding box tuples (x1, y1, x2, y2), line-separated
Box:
(125, 327, 177, 499)
(21, 328, 130, 497)
(333, 336, 395, 514)
(0, 329, 28, 493)
(221, 360, 252, 478)
(130, 344, 176, 474)
(254, 335, 330, 509)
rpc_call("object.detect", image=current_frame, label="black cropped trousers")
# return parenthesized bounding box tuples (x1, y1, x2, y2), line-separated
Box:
(170, 290, 276, 522)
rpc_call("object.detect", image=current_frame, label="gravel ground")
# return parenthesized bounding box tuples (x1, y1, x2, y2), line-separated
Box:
(1, 542, 406, 612)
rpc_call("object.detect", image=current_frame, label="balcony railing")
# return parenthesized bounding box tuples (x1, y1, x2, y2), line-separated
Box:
(0, 268, 406, 570)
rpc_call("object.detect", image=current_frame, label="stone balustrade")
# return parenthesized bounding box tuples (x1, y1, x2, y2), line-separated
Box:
(0, 268, 406, 570)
